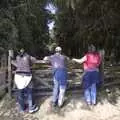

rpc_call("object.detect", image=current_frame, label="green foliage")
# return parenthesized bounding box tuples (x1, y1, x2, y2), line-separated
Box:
(0, 0, 50, 57)
(53, 0, 120, 58)
(0, 0, 120, 60)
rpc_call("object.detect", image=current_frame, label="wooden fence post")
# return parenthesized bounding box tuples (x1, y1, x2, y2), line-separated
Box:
(8, 50, 13, 98)
(1, 54, 7, 70)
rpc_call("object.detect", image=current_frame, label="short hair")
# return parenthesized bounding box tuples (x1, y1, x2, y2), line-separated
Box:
(88, 44, 96, 52)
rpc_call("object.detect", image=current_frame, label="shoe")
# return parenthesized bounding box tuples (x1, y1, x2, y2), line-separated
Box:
(51, 102, 57, 107)
(17, 106, 25, 113)
(47, 102, 60, 114)
(58, 102, 63, 108)
(89, 104, 95, 110)
(48, 102, 56, 112)
(81, 103, 91, 110)
(29, 106, 39, 113)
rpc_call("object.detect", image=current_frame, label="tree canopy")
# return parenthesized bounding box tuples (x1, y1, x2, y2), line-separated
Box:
(0, 0, 50, 57)
(0, 0, 120, 60)
(52, 0, 120, 58)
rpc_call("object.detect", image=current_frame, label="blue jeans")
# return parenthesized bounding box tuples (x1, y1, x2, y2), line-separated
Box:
(52, 78, 66, 106)
(84, 83, 97, 105)
(17, 87, 34, 111)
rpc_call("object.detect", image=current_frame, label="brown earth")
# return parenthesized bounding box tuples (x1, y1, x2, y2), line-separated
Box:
(0, 86, 120, 120)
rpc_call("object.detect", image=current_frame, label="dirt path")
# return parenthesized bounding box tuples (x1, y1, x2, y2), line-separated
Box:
(0, 87, 120, 120)
(0, 65, 120, 120)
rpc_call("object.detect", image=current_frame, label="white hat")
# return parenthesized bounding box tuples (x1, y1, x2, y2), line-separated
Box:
(55, 46, 62, 52)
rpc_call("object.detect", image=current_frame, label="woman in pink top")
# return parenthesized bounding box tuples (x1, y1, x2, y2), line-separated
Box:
(72, 45, 101, 107)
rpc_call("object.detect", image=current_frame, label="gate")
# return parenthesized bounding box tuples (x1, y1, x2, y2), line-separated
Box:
(8, 50, 83, 97)
(10, 59, 83, 96)
(32, 65, 83, 96)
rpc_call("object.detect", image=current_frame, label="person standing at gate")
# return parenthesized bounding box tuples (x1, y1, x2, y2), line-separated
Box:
(12, 48, 39, 113)
(43, 46, 69, 108)
(72, 45, 101, 107)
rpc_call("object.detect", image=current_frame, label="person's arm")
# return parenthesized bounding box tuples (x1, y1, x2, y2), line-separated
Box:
(43, 56, 51, 63)
(63, 55, 70, 62)
(72, 56, 87, 64)
(30, 56, 37, 63)
(30, 56, 47, 64)
(35, 60, 47, 64)
(66, 56, 70, 61)
(11, 56, 18, 67)
(11, 60, 17, 67)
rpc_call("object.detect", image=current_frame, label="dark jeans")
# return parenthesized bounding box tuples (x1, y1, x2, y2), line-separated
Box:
(82, 70, 100, 105)
(17, 87, 34, 111)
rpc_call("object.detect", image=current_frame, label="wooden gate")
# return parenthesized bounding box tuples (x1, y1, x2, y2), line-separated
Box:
(9, 51, 83, 97)
(32, 65, 83, 96)
(11, 63, 83, 96)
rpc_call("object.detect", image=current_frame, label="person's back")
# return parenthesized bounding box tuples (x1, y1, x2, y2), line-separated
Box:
(50, 53, 66, 69)
(83, 52, 101, 71)
(44, 46, 68, 108)
(13, 49, 38, 113)
(72, 45, 101, 106)
(16, 53, 31, 73)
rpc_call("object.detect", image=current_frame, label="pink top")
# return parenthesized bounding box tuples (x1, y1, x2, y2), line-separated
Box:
(83, 52, 101, 71)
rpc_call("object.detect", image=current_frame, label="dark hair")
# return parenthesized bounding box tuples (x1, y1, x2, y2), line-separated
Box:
(88, 44, 96, 52)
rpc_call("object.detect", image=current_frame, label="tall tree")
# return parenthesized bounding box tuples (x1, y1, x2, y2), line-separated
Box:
(52, 0, 120, 59)
(0, 0, 50, 57)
